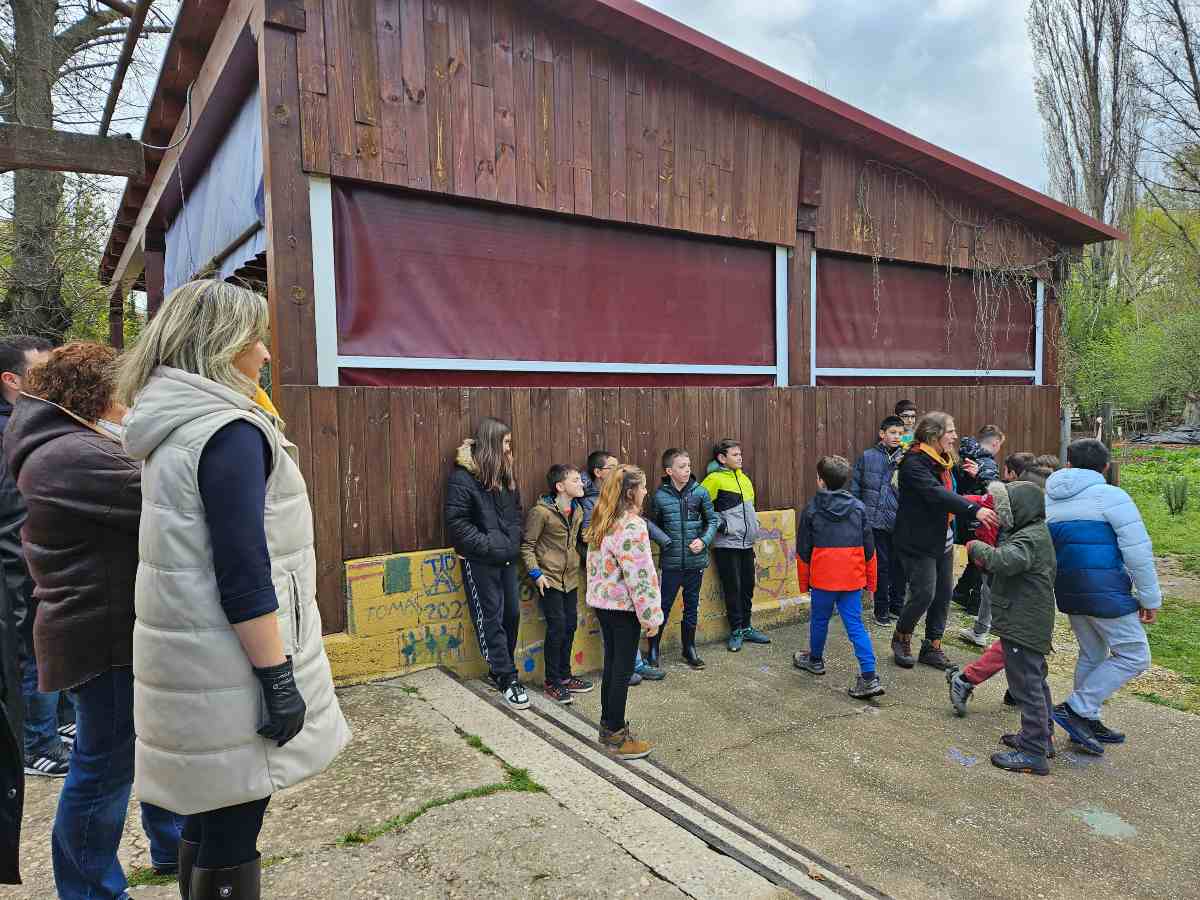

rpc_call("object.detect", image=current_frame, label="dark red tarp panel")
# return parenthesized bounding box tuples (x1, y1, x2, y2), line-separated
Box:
(333, 182, 776, 364)
(340, 369, 775, 388)
(815, 254, 1035, 370)
(816, 376, 1033, 386)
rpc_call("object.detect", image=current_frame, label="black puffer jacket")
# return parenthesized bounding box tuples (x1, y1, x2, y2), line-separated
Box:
(445, 440, 523, 564)
(956, 437, 1000, 496)
(850, 443, 902, 532)
(893, 445, 980, 559)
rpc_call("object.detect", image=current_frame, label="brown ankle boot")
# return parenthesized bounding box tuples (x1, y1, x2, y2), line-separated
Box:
(190, 857, 261, 899)
(919, 639, 953, 670)
(891, 631, 916, 668)
(177, 839, 199, 899)
(601, 724, 653, 760)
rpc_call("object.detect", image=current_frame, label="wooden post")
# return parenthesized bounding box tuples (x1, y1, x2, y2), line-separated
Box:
(1099, 401, 1119, 485)
(0, 125, 145, 178)
(1059, 402, 1072, 467)
(144, 230, 166, 318)
(108, 287, 125, 350)
(256, 6, 318, 385)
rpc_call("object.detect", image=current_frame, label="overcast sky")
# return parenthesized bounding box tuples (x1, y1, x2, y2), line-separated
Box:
(640, 0, 1048, 194)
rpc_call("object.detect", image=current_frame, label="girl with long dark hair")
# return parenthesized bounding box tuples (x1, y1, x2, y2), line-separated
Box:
(445, 417, 528, 709)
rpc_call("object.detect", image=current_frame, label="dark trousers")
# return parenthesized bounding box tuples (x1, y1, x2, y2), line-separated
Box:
(182, 797, 270, 868)
(660, 569, 703, 628)
(461, 558, 520, 686)
(539, 588, 578, 684)
(872, 530, 906, 618)
(953, 563, 983, 608)
(713, 548, 756, 631)
(595, 608, 640, 732)
(1001, 639, 1053, 758)
(896, 549, 953, 642)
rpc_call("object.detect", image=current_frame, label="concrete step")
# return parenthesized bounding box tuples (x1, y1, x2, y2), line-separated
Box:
(410, 666, 887, 900)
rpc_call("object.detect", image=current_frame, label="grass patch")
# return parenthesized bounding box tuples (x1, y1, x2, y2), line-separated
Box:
(127, 867, 175, 887)
(336, 765, 544, 847)
(1145, 596, 1200, 682)
(455, 728, 496, 756)
(1133, 691, 1197, 713)
(1117, 447, 1200, 571)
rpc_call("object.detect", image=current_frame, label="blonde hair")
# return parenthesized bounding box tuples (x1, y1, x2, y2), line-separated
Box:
(116, 279, 269, 406)
(585, 464, 646, 550)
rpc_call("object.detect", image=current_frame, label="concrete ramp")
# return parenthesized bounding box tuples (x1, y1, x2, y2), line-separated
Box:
(410, 667, 887, 900)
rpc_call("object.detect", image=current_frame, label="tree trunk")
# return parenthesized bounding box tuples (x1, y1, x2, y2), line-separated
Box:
(2, 0, 69, 341)
(1184, 393, 1200, 427)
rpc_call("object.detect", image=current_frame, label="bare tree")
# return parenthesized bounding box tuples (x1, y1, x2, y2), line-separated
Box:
(1029, 0, 1143, 242)
(0, 0, 173, 340)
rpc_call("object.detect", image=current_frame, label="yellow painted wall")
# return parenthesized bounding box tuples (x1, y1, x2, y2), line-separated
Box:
(325, 509, 808, 684)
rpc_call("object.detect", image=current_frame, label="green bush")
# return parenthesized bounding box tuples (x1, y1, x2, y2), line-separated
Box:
(1164, 475, 1190, 515)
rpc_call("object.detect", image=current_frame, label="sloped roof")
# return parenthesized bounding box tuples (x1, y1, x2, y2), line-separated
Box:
(101, 0, 1119, 284)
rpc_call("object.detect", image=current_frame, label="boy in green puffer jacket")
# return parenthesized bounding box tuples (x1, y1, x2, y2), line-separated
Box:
(649, 448, 720, 670)
(966, 479, 1058, 776)
(701, 438, 766, 652)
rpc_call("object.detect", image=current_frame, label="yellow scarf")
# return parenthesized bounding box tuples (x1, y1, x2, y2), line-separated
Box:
(917, 443, 956, 525)
(254, 387, 280, 420)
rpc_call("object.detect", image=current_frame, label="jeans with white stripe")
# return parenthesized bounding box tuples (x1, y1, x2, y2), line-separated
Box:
(461, 558, 521, 687)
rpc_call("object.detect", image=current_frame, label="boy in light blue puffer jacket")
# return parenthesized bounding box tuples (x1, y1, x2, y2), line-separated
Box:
(1045, 439, 1161, 756)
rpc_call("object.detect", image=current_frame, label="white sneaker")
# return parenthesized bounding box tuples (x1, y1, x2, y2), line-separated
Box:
(958, 626, 989, 648)
(503, 681, 530, 710)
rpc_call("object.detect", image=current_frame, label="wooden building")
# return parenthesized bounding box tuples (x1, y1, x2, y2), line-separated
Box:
(98, 0, 1119, 633)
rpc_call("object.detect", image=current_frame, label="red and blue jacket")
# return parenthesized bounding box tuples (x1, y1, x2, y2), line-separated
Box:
(796, 490, 877, 594)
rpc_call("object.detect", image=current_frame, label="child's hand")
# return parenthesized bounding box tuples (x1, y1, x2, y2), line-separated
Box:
(1138, 607, 1157, 624)
(688, 538, 704, 553)
(535, 574, 549, 595)
(975, 507, 999, 529)
(962, 458, 980, 477)
(643, 625, 659, 638)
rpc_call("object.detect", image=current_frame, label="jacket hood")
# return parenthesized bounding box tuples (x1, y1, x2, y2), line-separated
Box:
(123, 367, 262, 461)
(1045, 467, 1104, 501)
(582, 472, 600, 498)
(1006, 481, 1046, 531)
(813, 489, 857, 521)
(706, 459, 724, 475)
(4, 394, 92, 482)
(455, 439, 478, 474)
(985, 480, 1015, 531)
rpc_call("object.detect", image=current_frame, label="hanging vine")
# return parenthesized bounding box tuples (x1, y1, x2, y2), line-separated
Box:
(854, 160, 1067, 375)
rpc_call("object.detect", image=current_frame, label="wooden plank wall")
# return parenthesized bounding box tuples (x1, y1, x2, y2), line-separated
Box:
(296, 0, 802, 245)
(817, 139, 1061, 271)
(277, 384, 1062, 633)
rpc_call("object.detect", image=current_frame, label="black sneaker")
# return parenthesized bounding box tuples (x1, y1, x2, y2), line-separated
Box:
(1051, 703, 1103, 756)
(57, 722, 77, 747)
(792, 651, 826, 675)
(1087, 718, 1126, 744)
(1002, 732, 1056, 759)
(990, 748, 1049, 776)
(872, 613, 894, 627)
(503, 681, 531, 710)
(25, 744, 70, 778)
(1002, 689, 1017, 707)
(849, 674, 885, 699)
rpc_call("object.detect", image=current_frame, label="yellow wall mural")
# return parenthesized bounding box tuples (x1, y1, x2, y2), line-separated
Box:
(325, 509, 808, 684)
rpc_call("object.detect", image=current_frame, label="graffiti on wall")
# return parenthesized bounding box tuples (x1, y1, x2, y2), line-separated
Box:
(338, 509, 804, 681)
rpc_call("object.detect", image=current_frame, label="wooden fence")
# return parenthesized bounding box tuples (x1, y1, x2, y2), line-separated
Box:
(277, 385, 1062, 633)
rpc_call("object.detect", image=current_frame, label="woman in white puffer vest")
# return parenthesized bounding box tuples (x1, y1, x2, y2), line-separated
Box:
(117, 280, 350, 900)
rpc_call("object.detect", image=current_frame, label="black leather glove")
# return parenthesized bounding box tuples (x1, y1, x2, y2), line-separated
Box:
(254, 657, 307, 747)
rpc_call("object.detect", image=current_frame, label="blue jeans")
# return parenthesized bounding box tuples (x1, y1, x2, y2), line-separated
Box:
(53, 668, 184, 900)
(20, 646, 65, 759)
(809, 588, 877, 675)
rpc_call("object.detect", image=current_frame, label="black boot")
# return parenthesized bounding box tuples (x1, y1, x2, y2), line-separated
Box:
(177, 839, 200, 900)
(190, 857, 261, 899)
(646, 632, 662, 668)
(682, 624, 705, 669)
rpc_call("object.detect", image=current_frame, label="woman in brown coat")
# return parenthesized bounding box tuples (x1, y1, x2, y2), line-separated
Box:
(3, 343, 185, 899)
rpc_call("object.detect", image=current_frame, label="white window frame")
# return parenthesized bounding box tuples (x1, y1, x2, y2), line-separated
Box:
(309, 175, 791, 387)
(807, 250, 1043, 383)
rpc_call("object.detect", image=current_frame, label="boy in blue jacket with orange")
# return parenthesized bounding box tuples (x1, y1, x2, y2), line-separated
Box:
(793, 456, 885, 699)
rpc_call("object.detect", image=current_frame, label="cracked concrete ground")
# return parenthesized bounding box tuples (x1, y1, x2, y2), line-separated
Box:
(571, 618, 1200, 900)
(8, 681, 715, 899)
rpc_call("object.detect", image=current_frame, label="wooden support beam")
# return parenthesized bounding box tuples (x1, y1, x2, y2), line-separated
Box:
(106, 0, 257, 298)
(144, 230, 166, 317)
(0, 125, 145, 178)
(109, 288, 126, 350)
(99, 0, 156, 136)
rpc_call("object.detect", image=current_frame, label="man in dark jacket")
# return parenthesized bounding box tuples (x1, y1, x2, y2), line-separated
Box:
(967, 480, 1057, 776)
(0, 573, 22, 885)
(850, 415, 906, 626)
(648, 448, 719, 670)
(0, 336, 66, 777)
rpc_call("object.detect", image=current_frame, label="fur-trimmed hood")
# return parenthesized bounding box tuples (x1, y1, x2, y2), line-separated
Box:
(986, 480, 1015, 532)
(455, 439, 479, 474)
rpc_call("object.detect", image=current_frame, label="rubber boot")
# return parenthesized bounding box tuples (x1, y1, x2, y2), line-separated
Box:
(190, 857, 262, 900)
(682, 624, 705, 669)
(177, 839, 200, 900)
(645, 632, 661, 668)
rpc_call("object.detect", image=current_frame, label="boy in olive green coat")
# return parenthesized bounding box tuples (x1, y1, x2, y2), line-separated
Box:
(966, 479, 1058, 776)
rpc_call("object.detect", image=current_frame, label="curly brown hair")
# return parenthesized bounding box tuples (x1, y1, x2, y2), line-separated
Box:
(24, 342, 117, 423)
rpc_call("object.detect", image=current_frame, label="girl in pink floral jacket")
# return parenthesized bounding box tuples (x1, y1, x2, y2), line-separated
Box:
(584, 465, 664, 760)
